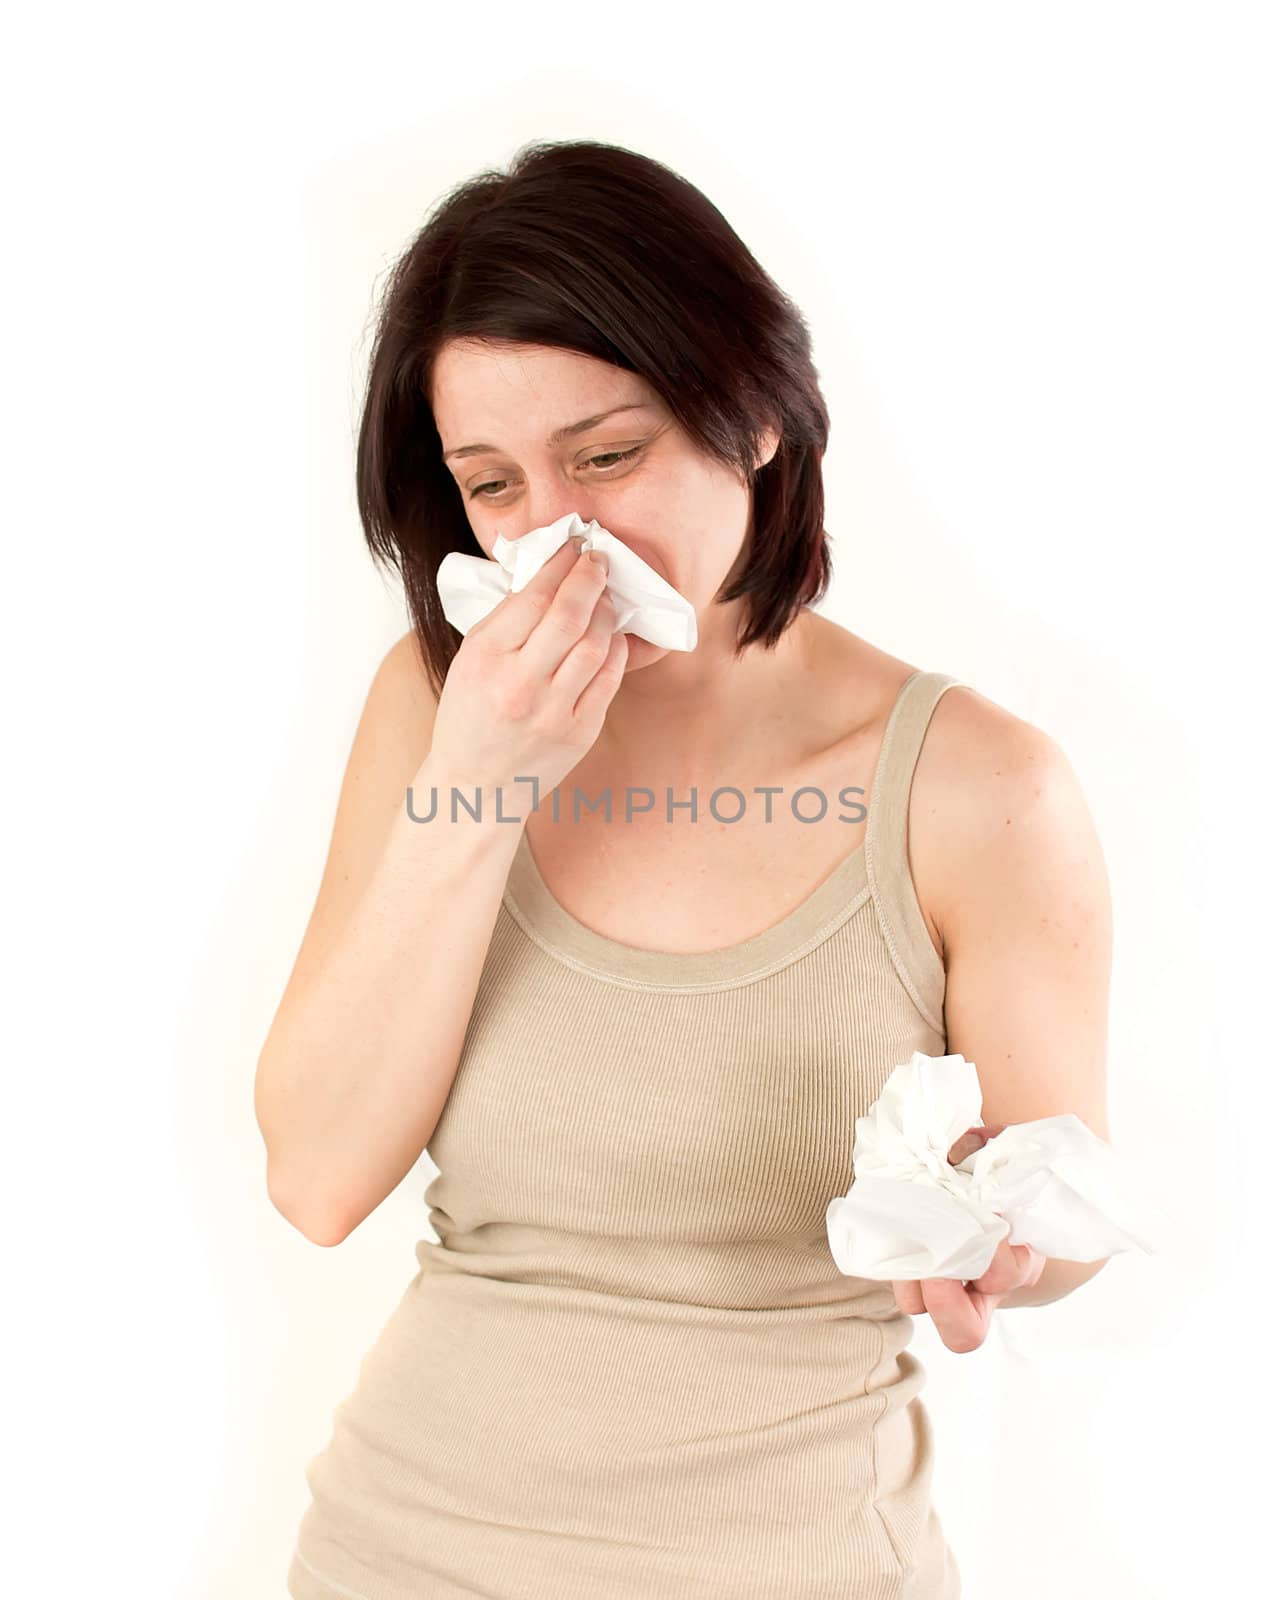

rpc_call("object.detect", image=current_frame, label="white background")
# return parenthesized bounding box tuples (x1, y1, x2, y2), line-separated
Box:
(6, 2, 1261, 1596)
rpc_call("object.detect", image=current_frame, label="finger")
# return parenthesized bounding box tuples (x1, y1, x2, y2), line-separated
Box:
(922, 1277, 995, 1353)
(517, 546, 619, 680)
(962, 1286, 1000, 1344)
(948, 1123, 1009, 1165)
(570, 609, 630, 720)
(947, 1130, 986, 1165)
(971, 1241, 1041, 1296)
(468, 536, 587, 652)
(551, 583, 620, 704)
(892, 1279, 927, 1315)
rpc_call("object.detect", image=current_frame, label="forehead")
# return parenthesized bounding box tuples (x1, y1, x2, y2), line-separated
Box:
(430, 340, 654, 434)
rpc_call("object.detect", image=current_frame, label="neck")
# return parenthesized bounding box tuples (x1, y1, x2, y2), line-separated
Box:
(590, 606, 820, 784)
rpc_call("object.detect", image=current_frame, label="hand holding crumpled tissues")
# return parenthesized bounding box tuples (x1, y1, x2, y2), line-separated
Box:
(435, 512, 698, 653)
(825, 1051, 1158, 1282)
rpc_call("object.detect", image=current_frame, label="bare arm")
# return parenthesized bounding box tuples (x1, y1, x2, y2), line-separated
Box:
(927, 693, 1114, 1305)
(253, 536, 627, 1246)
(253, 631, 522, 1245)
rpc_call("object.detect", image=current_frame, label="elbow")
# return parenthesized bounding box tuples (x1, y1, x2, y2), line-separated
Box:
(256, 1050, 350, 1247)
(266, 1161, 351, 1248)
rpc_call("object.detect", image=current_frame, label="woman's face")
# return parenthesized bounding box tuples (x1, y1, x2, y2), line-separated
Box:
(430, 338, 777, 672)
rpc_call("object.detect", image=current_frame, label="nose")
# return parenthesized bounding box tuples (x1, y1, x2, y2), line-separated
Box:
(501, 478, 601, 541)
(525, 510, 597, 540)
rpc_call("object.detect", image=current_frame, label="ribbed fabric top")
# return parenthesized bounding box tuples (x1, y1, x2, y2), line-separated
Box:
(288, 668, 965, 1600)
(502, 667, 951, 1012)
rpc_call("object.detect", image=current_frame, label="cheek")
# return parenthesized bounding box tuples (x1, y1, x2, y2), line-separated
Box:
(604, 468, 665, 517)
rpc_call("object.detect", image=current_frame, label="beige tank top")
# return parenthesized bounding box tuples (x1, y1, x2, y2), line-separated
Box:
(288, 667, 966, 1600)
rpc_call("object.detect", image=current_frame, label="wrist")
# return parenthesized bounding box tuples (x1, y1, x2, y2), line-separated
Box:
(412, 756, 533, 827)
(997, 1255, 1109, 1310)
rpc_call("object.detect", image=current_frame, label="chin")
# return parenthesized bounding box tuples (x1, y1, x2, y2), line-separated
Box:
(619, 635, 672, 672)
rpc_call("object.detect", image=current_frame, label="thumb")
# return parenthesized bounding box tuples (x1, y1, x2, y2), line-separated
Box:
(948, 1123, 1008, 1165)
(948, 1129, 987, 1165)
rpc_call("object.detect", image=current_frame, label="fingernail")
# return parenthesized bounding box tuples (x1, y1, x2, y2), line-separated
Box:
(589, 551, 610, 574)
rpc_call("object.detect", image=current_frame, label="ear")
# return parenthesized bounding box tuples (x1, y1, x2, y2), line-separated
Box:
(755, 423, 781, 471)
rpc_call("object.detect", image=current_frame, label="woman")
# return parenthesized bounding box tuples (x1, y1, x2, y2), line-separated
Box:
(256, 138, 1114, 1599)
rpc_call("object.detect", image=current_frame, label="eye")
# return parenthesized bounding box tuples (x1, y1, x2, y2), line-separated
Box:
(469, 444, 645, 501)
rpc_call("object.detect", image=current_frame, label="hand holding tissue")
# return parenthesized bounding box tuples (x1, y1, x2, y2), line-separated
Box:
(825, 1051, 1157, 1282)
(436, 513, 698, 653)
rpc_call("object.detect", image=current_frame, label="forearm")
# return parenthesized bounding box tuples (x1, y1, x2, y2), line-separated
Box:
(257, 757, 523, 1240)
(996, 1254, 1110, 1310)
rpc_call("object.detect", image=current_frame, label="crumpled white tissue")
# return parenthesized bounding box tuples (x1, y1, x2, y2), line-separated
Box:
(825, 1051, 1157, 1281)
(436, 512, 698, 652)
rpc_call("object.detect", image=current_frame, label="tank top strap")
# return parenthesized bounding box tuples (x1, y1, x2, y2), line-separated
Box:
(863, 669, 965, 1030)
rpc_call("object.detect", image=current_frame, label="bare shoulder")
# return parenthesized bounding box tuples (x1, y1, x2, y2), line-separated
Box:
(917, 678, 1053, 779)
(911, 678, 1107, 958)
(355, 628, 439, 773)
(313, 626, 442, 902)
(377, 627, 439, 721)
(915, 678, 1081, 831)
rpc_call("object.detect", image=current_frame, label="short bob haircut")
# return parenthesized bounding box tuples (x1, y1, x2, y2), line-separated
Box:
(356, 138, 832, 700)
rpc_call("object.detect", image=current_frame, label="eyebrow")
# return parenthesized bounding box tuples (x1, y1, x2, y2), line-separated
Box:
(442, 403, 655, 464)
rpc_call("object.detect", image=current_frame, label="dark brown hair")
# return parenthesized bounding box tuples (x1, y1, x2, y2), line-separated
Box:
(356, 138, 832, 699)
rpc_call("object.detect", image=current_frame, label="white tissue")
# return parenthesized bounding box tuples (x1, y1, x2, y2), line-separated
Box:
(435, 512, 698, 652)
(825, 1051, 1157, 1281)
